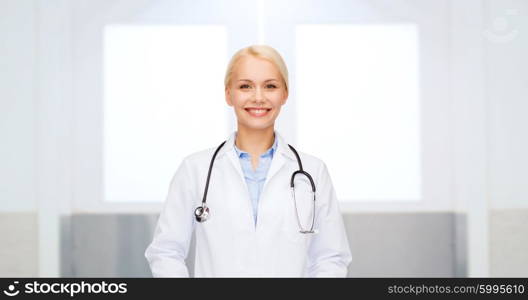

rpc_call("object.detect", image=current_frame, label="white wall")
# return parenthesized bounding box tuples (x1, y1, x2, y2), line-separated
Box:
(33, 0, 75, 277)
(0, 0, 37, 212)
(0, 0, 76, 276)
(449, 0, 528, 276)
(0, 0, 38, 276)
(486, 0, 528, 210)
(485, 0, 528, 277)
(449, 0, 490, 277)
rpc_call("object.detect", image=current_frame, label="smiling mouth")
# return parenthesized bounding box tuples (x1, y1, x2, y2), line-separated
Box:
(245, 108, 271, 117)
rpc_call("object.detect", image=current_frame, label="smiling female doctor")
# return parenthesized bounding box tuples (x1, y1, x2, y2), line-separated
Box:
(145, 45, 352, 277)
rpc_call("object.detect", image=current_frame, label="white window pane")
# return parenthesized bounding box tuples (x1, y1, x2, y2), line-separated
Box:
(296, 24, 421, 202)
(103, 25, 228, 202)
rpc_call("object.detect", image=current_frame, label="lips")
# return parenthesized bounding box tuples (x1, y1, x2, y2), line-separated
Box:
(245, 107, 271, 118)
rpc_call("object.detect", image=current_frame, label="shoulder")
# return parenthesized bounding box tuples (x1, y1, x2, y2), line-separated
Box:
(295, 150, 323, 165)
(168, 146, 219, 185)
(181, 146, 217, 165)
(289, 148, 329, 177)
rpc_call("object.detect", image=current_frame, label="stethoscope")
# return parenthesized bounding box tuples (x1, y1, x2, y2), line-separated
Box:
(194, 140, 317, 234)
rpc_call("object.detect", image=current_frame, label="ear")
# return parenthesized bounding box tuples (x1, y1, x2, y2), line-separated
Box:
(281, 89, 289, 105)
(225, 86, 233, 106)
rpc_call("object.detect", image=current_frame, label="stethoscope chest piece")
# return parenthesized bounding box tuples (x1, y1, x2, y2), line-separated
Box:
(195, 205, 209, 222)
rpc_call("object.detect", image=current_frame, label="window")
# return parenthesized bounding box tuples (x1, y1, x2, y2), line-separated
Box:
(103, 25, 228, 202)
(296, 24, 421, 201)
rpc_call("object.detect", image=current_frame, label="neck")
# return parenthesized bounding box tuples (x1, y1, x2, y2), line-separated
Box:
(235, 125, 275, 156)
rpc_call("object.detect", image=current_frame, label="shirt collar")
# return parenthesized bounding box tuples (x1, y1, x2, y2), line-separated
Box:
(216, 130, 296, 161)
(234, 132, 278, 159)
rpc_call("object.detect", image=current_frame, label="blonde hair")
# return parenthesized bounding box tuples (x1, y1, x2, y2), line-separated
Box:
(224, 45, 289, 91)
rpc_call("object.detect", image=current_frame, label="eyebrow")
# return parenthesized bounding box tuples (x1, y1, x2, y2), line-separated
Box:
(237, 79, 279, 82)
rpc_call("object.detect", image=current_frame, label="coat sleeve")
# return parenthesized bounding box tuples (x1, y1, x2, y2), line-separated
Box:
(306, 162, 352, 277)
(145, 158, 196, 277)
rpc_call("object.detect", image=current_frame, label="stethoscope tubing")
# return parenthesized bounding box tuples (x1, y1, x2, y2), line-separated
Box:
(195, 140, 317, 234)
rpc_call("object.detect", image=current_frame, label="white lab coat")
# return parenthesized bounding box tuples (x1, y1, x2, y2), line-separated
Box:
(145, 130, 352, 277)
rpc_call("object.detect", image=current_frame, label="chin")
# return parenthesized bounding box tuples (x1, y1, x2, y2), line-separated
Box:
(239, 120, 275, 131)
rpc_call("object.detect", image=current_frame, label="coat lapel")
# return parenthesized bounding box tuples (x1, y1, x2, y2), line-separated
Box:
(214, 130, 298, 232)
(216, 131, 246, 184)
(215, 130, 297, 191)
(264, 131, 297, 189)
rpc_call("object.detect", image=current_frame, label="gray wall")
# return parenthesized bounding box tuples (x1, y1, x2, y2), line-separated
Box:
(0, 213, 38, 277)
(4, 210, 528, 277)
(490, 209, 528, 277)
(344, 213, 463, 277)
(62, 212, 465, 277)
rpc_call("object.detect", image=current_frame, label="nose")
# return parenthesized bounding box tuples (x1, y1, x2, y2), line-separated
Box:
(254, 86, 265, 102)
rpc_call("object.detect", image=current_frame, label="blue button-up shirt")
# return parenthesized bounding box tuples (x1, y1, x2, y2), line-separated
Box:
(234, 134, 278, 226)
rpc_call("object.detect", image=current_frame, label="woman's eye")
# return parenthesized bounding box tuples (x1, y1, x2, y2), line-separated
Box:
(240, 84, 251, 89)
(266, 84, 277, 89)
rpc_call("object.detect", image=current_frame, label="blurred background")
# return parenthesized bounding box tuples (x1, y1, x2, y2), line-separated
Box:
(1, 0, 527, 277)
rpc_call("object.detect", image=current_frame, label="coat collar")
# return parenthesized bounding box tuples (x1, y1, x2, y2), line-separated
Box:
(216, 130, 296, 161)
(215, 130, 297, 188)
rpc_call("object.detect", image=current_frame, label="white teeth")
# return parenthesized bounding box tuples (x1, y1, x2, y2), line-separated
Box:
(248, 109, 267, 114)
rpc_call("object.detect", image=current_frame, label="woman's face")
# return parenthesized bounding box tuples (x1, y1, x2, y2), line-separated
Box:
(225, 55, 288, 131)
